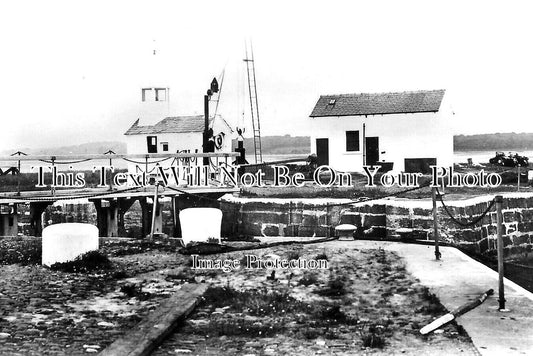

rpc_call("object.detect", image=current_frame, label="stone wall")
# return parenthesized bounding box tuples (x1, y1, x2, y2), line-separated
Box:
(220, 194, 533, 258)
(220, 199, 344, 237)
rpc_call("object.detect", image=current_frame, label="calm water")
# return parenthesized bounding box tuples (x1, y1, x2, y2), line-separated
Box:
(2, 151, 532, 173)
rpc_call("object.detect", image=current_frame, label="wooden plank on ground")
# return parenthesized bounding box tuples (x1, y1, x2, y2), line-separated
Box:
(100, 283, 208, 356)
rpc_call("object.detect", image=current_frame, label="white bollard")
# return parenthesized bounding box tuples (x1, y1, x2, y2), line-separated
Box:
(179, 208, 222, 246)
(42, 223, 99, 266)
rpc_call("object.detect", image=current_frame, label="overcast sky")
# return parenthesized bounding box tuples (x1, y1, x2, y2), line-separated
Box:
(0, 0, 532, 152)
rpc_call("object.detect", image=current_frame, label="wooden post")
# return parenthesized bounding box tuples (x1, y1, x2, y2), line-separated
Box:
(517, 166, 520, 192)
(495, 195, 506, 310)
(288, 201, 293, 236)
(149, 183, 160, 240)
(420, 289, 493, 335)
(432, 187, 441, 260)
(326, 203, 330, 238)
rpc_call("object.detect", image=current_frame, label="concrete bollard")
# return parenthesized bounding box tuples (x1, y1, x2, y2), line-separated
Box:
(42, 223, 99, 266)
(335, 224, 357, 240)
(179, 208, 222, 246)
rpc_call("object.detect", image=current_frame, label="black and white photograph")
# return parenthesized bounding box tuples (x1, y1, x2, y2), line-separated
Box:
(1, 1, 532, 355)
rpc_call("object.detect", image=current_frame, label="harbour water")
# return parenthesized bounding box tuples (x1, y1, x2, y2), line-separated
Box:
(2, 150, 533, 173)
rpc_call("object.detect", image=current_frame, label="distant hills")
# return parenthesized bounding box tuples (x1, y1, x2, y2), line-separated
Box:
(1, 141, 127, 156)
(232, 135, 311, 155)
(454, 133, 533, 151)
(3, 133, 533, 156)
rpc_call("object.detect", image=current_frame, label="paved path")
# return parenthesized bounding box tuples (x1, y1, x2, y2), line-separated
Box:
(260, 237, 533, 355)
(364, 240, 533, 356)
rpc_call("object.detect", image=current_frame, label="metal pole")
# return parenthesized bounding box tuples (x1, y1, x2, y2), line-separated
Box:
(149, 183, 160, 240)
(362, 123, 366, 165)
(495, 195, 506, 310)
(17, 159, 21, 196)
(203, 94, 209, 166)
(432, 187, 441, 260)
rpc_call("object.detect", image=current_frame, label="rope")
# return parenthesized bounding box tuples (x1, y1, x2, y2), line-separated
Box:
(325, 182, 431, 208)
(38, 158, 92, 165)
(436, 188, 495, 227)
(122, 157, 171, 165)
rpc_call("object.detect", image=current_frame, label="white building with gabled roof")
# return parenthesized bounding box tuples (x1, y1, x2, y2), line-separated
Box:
(124, 114, 233, 156)
(308, 89, 454, 173)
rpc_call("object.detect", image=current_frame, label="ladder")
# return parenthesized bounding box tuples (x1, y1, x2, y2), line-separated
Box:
(244, 42, 262, 163)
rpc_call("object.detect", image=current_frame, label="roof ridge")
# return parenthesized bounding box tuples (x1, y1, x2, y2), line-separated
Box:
(310, 89, 446, 118)
(319, 89, 445, 98)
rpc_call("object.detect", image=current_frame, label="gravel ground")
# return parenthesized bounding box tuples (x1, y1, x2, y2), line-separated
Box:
(153, 243, 480, 356)
(0, 238, 479, 355)
(0, 238, 188, 355)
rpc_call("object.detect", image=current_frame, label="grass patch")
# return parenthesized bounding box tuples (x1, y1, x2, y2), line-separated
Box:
(298, 273, 319, 286)
(120, 282, 152, 300)
(315, 252, 329, 261)
(286, 250, 301, 260)
(315, 275, 346, 297)
(361, 331, 386, 349)
(316, 304, 347, 323)
(198, 318, 280, 337)
(49, 250, 112, 273)
(201, 286, 312, 316)
(358, 322, 388, 349)
(103, 239, 180, 256)
(0, 237, 41, 265)
(418, 287, 447, 314)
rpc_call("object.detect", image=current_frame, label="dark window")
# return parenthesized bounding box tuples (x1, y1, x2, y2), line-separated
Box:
(161, 142, 169, 152)
(147, 136, 158, 153)
(346, 131, 360, 151)
(8, 217, 14, 226)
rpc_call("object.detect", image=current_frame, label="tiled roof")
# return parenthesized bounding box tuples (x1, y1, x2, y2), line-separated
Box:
(124, 115, 232, 135)
(309, 89, 445, 117)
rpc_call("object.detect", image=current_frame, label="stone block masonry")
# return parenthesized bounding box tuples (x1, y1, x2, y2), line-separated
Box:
(220, 194, 533, 259)
(220, 198, 346, 238)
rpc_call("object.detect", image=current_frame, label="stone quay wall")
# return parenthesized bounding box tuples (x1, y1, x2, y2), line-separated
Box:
(221, 194, 533, 258)
(220, 197, 386, 239)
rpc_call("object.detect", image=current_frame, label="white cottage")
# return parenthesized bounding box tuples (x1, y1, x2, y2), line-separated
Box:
(124, 115, 233, 156)
(308, 89, 453, 173)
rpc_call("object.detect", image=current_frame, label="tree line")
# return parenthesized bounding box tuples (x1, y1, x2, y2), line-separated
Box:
(454, 133, 533, 151)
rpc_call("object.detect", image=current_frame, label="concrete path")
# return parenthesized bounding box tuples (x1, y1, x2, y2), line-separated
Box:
(353, 240, 533, 356)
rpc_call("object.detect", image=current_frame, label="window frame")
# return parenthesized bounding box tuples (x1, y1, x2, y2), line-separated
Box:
(345, 130, 360, 152)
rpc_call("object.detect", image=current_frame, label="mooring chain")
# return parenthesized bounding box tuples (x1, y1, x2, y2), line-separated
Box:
(324, 182, 432, 208)
(0, 186, 141, 202)
(122, 157, 171, 165)
(38, 158, 93, 165)
(436, 188, 495, 228)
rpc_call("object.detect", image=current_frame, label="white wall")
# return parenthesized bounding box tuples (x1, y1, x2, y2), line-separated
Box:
(126, 132, 203, 155)
(309, 108, 453, 173)
(125, 116, 234, 175)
